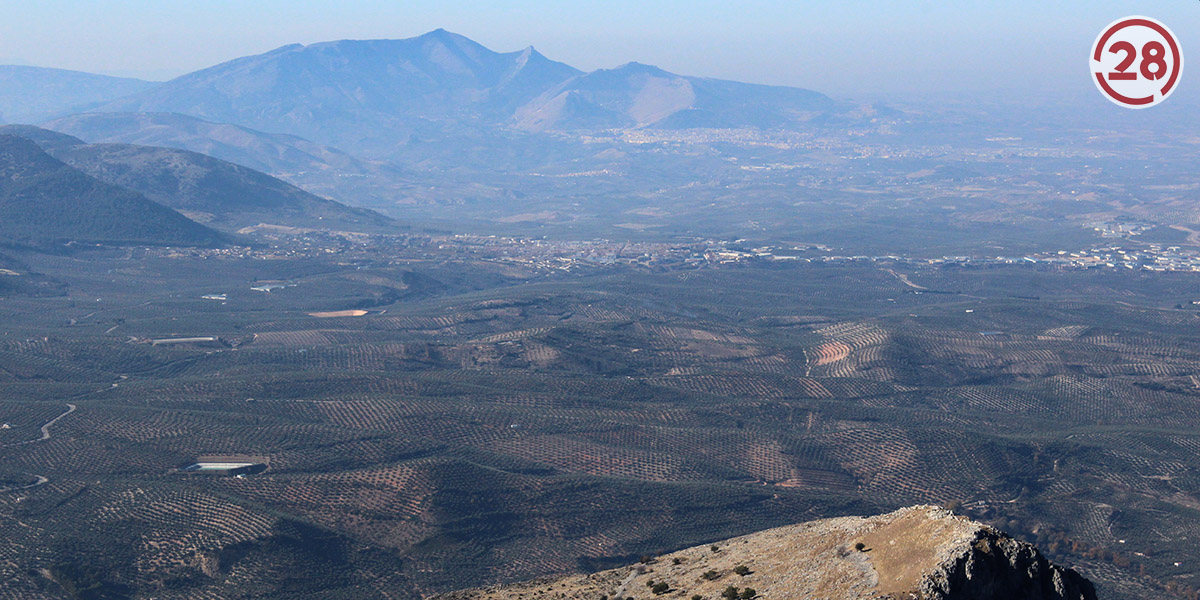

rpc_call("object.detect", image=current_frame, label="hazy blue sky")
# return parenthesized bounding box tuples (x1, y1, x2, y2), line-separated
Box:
(1, 1, 1196, 99)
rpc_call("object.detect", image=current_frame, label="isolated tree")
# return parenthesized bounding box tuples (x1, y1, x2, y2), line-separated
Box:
(733, 565, 750, 576)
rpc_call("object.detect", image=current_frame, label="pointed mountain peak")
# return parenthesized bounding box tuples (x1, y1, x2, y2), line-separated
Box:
(417, 28, 471, 44)
(409, 29, 494, 61)
(608, 62, 675, 77)
(512, 45, 551, 68)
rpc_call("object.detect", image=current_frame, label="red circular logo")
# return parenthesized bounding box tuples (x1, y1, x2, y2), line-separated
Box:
(1091, 16, 1183, 109)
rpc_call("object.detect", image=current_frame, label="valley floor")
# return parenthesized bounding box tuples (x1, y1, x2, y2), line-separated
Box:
(1, 247, 1198, 600)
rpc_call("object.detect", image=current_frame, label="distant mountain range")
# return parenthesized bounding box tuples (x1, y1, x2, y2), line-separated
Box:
(92, 30, 587, 157)
(0, 134, 222, 247)
(3, 30, 850, 161)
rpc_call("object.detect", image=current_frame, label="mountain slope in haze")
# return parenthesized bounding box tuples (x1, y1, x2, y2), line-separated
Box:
(43, 112, 375, 178)
(95, 30, 583, 156)
(0, 124, 84, 154)
(514, 62, 840, 131)
(41, 112, 417, 208)
(438, 506, 1097, 600)
(0, 65, 157, 124)
(0, 125, 395, 232)
(0, 135, 222, 247)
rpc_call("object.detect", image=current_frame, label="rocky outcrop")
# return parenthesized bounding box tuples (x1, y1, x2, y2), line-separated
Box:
(434, 506, 1097, 600)
(917, 526, 1096, 600)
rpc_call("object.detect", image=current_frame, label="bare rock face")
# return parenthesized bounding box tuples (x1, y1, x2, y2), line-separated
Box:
(916, 526, 1096, 600)
(434, 506, 1096, 600)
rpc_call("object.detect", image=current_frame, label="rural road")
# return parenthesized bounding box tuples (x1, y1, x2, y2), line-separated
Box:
(0, 403, 76, 492)
(1, 403, 77, 448)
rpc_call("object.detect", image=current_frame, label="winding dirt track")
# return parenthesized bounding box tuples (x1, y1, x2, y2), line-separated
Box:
(0, 403, 76, 492)
(1, 403, 76, 448)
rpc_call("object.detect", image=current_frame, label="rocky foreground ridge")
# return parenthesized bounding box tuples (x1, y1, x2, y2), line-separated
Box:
(434, 506, 1096, 600)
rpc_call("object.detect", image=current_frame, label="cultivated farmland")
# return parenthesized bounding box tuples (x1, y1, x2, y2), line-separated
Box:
(1, 252, 1199, 599)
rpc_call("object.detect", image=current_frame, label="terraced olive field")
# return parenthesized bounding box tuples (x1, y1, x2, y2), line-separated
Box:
(2, 251, 1199, 599)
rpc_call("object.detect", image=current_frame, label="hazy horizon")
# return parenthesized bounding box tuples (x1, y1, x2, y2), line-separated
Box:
(2, 0, 1197, 101)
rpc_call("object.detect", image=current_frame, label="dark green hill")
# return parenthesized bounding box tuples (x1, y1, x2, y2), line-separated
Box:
(53, 142, 395, 232)
(0, 135, 222, 247)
